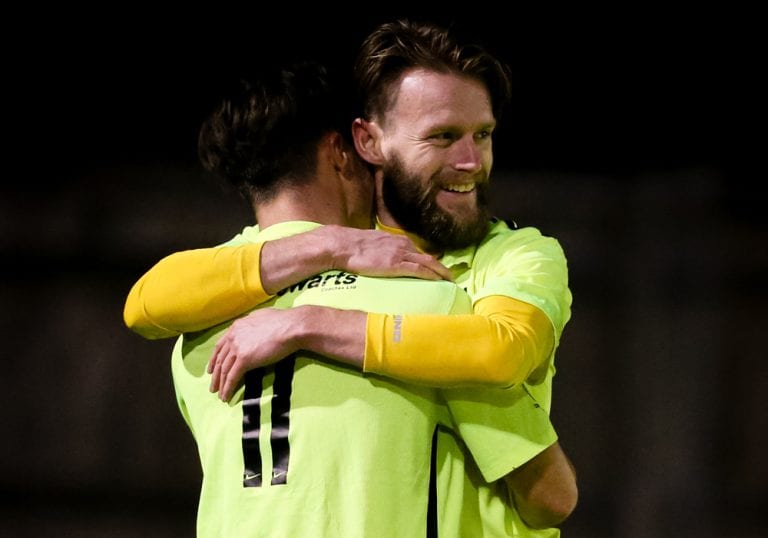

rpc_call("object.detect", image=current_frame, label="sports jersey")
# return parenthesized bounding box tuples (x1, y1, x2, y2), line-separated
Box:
(172, 220, 473, 537)
(441, 219, 571, 416)
(431, 219, 571, 537)
(436, 428, 560, 537)
(132, 218, 572, 536)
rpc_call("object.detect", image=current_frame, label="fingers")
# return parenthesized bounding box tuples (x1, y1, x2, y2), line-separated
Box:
(209, 338, 230, 393)
(385, 237, 452, 280)
(220, 361, 243, 402)
(404, 252, 453, 281)
(216, 344, 240, 401)
(338, 231, 458, 281)
(400, 262, 443, 281)
(209, 334, 242, 401)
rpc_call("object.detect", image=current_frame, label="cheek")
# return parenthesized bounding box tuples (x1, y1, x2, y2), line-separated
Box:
(412, 148, 449, 176)
(390, 144, 442, 177)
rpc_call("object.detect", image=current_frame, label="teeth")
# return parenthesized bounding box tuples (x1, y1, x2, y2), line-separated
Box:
(444, 183, 475, 193)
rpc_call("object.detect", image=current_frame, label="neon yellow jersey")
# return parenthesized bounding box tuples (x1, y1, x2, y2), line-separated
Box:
(172, 221, 473, 538)
(437, 429, 559, 537)
(436, 219, 571, 536)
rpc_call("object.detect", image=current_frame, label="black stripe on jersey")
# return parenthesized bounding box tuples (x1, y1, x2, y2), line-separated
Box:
(270, 355, 296, 485)
(242, 368, 266, 487)
(427, 426, 439, 538)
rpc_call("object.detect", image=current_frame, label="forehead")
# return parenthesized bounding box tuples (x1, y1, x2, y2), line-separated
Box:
(386, 68, 495, 130)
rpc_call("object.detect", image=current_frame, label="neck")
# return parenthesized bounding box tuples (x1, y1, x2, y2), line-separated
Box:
(254, 139, 374, 230)
(254, 188, 349, 229)
(375, 217, 434, 254)
(255, 170, 372, 230)
(374, 171, 399, 228)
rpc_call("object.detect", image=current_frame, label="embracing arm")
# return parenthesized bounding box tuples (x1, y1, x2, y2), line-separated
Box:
(364, 295, 553, 387)
(503, 441, 578, 528)
(209, 294, 554, 401)
(123, 225, 451, 339)
(123, 242, 270, 339)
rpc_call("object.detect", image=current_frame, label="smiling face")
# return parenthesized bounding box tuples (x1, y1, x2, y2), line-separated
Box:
(373, 68, 496, 251)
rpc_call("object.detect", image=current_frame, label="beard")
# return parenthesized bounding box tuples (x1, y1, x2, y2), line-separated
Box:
(381, 155, 491, 252)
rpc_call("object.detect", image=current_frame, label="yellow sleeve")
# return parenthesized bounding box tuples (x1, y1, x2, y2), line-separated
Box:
(363, 295, 554, 387)
(123, 243, 271, 339)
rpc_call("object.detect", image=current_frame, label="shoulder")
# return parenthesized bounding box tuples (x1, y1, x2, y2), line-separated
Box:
(477, 219, 566, 262)
(219, 225, 262, 247)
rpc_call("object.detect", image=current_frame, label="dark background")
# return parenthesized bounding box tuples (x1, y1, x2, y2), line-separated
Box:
(3, 8, 765, 537)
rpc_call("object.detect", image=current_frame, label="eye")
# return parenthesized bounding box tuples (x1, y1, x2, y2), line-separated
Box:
(429, 132, 456, 143)
(475, 129, 492, 140)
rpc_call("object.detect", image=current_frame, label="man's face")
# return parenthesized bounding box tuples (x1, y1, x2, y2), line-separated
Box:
(376, 68, 496, 251)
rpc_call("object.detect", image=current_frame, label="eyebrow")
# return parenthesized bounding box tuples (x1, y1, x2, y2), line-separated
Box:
(424, 120, 497, 133)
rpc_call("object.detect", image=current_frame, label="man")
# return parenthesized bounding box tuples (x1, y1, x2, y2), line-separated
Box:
(125, 20, 576, 536)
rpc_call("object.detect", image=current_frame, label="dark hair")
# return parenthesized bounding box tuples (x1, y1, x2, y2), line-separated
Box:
(354, 19, 512, 124)
(198, 60, 352, 203)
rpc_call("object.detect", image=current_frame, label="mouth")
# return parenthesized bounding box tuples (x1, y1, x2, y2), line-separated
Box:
(442, 182, 477, 193)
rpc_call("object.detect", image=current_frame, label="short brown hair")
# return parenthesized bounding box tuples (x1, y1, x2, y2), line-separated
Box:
(354, 19, 512, 123)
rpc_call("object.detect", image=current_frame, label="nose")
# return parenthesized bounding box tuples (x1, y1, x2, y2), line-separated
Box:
(452, 136, 484, 174)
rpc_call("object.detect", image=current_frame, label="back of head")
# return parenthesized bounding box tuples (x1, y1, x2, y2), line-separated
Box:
(199, 60, 352, 204)
(354, 19, 512, 124)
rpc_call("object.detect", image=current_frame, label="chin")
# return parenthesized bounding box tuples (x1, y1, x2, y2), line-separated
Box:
(437, 197, 475, 214)
(444, 205, 480, 224)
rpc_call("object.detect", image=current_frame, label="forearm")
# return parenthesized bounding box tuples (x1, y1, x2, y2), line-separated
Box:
(208, 305, 366, 401)
(208, 297, 552, 400)
(292, 305, 366, 367)
(289, 295, 554, 388)
(123, 229, 341, 339)
(364, 296, 555, 387)
(503, 442, 578, 529)
(259, 227, 339, 294)
(124, 225, 453, 341)
(123, 244, 270, 339)
(263, 224, 451, 289)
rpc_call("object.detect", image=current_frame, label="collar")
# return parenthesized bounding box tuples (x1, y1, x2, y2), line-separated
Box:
(239, 220, 322, 243)
(375, 218, 433, 254)
(375, 217, 476, 270)
(439, 243, 476, 270)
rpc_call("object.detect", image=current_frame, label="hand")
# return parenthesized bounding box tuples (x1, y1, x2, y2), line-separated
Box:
(208, 308, 299, 401)
(320, 225, 453, 281)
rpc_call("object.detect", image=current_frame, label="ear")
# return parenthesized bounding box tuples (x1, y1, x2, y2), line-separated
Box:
(352, 118, 385, 165)
(327, 131, 349, 171)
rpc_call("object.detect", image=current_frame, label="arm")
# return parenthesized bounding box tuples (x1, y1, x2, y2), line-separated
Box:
(209, 294, 554, 401)
(123, 225, 451, 339)
(503, 441, 578, 528)
(123, 243, 269, 340)
(209, 225, 566, 398)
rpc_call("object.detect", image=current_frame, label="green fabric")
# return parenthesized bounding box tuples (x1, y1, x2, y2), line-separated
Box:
(435, 219, 571, 536)
(172, 221, 473, 537)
